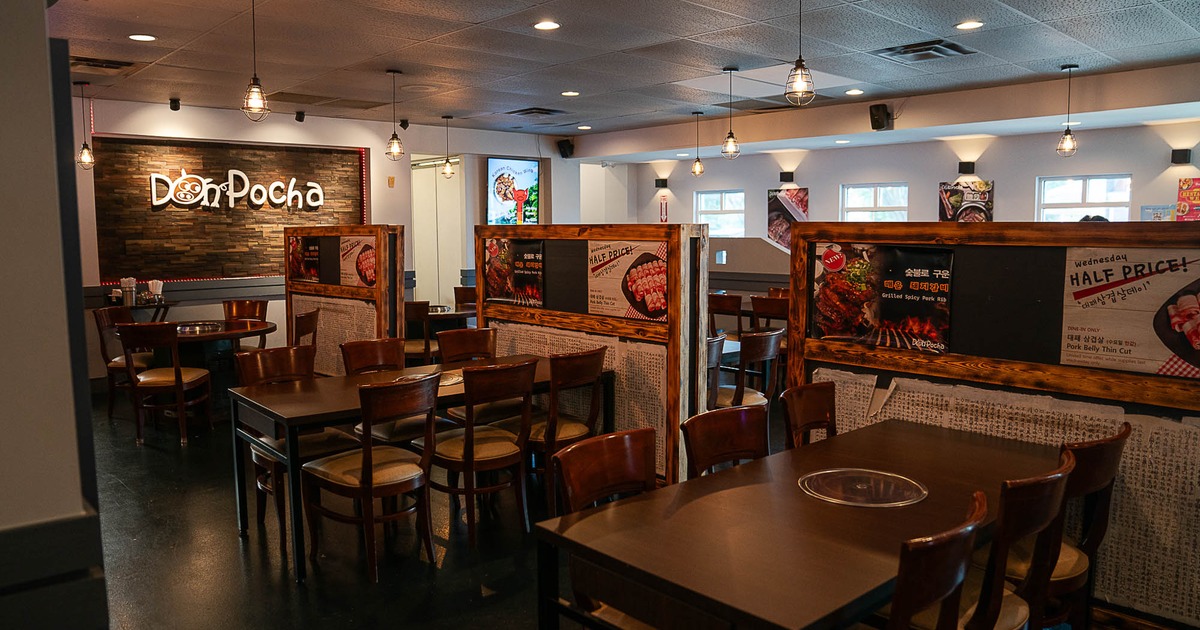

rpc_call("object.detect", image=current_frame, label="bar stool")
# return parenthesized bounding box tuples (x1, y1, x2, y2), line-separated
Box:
(779, 381, 837, 449)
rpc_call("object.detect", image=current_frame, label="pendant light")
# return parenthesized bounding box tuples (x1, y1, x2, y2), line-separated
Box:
(241, 0, 270, 121)
(690, 111, 705, 177)
(784, 1, 816, 106)
(721, 67, 740, 160)
(384, 70, 405, 161)
(75, 82, 95, 170)
(1056, 64, 1079, 157)
(441, 115, 455, 179)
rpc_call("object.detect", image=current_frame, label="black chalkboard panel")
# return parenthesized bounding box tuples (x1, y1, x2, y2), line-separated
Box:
(318, 236, 341, 285)
(543, 239, 589, 314)
(949, 246, 1065, 365)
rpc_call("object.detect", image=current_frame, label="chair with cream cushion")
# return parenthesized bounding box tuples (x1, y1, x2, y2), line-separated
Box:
(339, 338, 458, 445)
(403, 301, 438, 365)
(416, 358, 537, 547)
(115, 321, 211, 446)
(301, 372, 441, 581)
(714, 328, 783, 414)
(93, 306, 153, 420)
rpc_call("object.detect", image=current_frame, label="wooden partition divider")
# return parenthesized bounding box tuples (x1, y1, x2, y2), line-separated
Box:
(475, 224, 707, 483)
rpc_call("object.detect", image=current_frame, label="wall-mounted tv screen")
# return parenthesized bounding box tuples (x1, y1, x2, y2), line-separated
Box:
(486, 157, 539, 225)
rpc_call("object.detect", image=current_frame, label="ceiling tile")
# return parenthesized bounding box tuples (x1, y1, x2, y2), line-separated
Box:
(1047, 5, 1200, 51)
(906, 51, 1012, 73)
(347, 0, 541, 24)
(807, 52, 929, 82)
(680, 0, 823, 21)
(430, 26, 606, 63)
(787, 4, 936, 52)
(49, 0, 239, 33)
(569, 0, 752, 38)
(258, 0, 469, 42)
(624, 83, 730, 106)
(878, 63, 1035, 94)
(995, 0, 1153, 22)
(814, 82, 901, 99)
(480, 66, 653, 98)
(690, 23, 852, 63)
(856, 0, 1034, 37)
(560, 53, 712, 84)
(1104, 37, 1200, 65)
(62, 38, 178, 65)
(1015, 52, 1124, 75)
(481, 1, 675, 50)
(1161, 0, 1200, 32)
(626, 40, 782, 73)
(378, 43, 549, 76)
(951, 23, 1095, 63)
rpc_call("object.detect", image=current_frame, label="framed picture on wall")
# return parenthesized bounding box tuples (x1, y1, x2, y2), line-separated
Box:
(486, 157, 539, 225)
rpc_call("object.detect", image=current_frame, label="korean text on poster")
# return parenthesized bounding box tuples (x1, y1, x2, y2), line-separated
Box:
(338, 236, 377, 287)
(483, 238, 543, 307)
(587, 241, 668, 322)
(1061, 247, 1200, 379)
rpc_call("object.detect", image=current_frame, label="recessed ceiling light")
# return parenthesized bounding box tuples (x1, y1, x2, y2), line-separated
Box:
(676, 153, 689, 157)
(835, 139, 851, 144)
(577, 125, 592, 130)
(1061, 121, 1082, 126)
(561, 90, 580, 97)
(128, 34, 157, 42)
(534, 20, 560, 30)
(844, 88, 864, 96)
(400, 84, 439, 93)
(955, 20, 984, 30)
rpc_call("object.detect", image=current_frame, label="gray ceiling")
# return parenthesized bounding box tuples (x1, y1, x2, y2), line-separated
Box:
(49, 0, 1200, 134)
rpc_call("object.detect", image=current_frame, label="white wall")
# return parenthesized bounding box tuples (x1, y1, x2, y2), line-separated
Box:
(580, 163, 637, 224)
(625, 121, 1200, 229)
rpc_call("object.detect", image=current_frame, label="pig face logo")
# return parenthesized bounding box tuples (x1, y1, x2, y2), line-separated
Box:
(150, 169, 222, 209)
(170, 170, 204, 204)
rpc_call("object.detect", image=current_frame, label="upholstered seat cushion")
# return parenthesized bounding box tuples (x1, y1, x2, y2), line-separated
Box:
(354, 414, 458, 444)
(403, 339, 439, 357)
(251, 428, 360, 462)
(904, 565, 1029, 630)
(971, 539, 1090, 583)
(136, 366, 208, 385)
(108, 352, 153, 370)
(491, 411, 590, 443)
(302, 445, 423, 488)
(445, 399, 527, 423)
(412, 426, 519, 462)
(715, 385, 768, 407)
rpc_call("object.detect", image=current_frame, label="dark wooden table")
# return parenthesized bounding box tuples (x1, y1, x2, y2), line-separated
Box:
(175, 319, 276, 343)
(229, 354, 615, 583)
(535, 419, 1060, 629)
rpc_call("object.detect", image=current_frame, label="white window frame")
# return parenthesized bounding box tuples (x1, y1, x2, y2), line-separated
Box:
(694, 189, 746, 237)
(1036, 174, 1132, 222)
(840, 182, 909, 222)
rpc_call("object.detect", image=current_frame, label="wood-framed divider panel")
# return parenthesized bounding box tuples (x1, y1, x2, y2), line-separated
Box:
(786, 222, 1200, 411)
(476, 224, 707, 483)
(284, 225, 404, 376)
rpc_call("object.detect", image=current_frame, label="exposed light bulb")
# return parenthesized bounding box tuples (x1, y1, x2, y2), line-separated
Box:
(1057, 129, 1078, 157)
(784, 59, 816, 106)
(77, 142, 95, 170)
(242, 77, 270, 121)
(721, 131, 740, 159)
(691, 157, 705, 177)
(441, 158, 455, 179)
(385, 132, 404, 161)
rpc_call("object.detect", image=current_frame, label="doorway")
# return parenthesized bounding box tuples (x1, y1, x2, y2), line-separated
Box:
(410, 155, 465, 306)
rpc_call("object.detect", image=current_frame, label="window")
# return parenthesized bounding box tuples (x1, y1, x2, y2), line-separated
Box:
(1037, 174, 1131, 221)
(841, 183, 908, 221)
(695, 190, 745, 237)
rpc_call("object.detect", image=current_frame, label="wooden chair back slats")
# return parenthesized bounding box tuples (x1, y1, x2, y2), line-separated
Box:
(223, 299, 268, 321)
(767, 287, 790, 298)
(1061, 422, 1132, 557)
(292, 308, 319, 347)
(705, 335, 725, 411)
(779, 382, 837, 449)
(404, 301, 434, 362)
(728, 328, 784, 406)
(357, 372, 441, 479)
(887, 492, 989, 630)
(552, 428, 657, 514)
(436, 328, 496, 363)
(454, 286, 477, 311)
(94, 306, 137, 364)
(115, 322, 181, 378)
(680, 406, 769, 479)
(235, 345, 316, 387)
(339, 338, 406, 375)
(463, 358, 538, 410)
(750, 295, 789, 331)
(707, 293, 744, 338)
(545, 346, 607, 445)
(115, 321, 211, 445)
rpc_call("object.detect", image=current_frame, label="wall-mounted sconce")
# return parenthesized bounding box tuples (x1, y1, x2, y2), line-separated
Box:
(169, 98, 180, 111)
(779, 172, 794, 183)
(295, 111, 306, 123)
(654, 178, 668, 189)
(958, 161, 975, 175)
(1172, 149, 1192, 165)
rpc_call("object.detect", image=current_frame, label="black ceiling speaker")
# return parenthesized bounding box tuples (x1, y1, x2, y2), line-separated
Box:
(557, 138, 575, 159)
(169, 98, 180, 111)
(869, 104, 892, 131)
(294, 111, 305, 123)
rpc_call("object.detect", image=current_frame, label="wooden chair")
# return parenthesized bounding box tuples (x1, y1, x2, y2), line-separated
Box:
(223, 299, 269, 349)
(436, 327, 496, 363)
(714, 328, 784, 414)
(340, 338, 406, 375)
(302, 372, 441, 581)
(416, 358, 537, 547)
(291, 308, 319, 346)
(454, 286, 477, 312)
(779, 381, 837, 449)
(767, 286, 790, 299)
(887, 491, 988, 630)
(750, 295, 789, 332)
(680, 405, 768, 480)
(404, 301, 438, 365)
(1000, 422, 1132, 630)
(115, 322, 212, 446)
(93, 306, 152, 420)
(707, 292, 744, 340)
(704, 335, 725, 411)
(235, 345, 358, 557)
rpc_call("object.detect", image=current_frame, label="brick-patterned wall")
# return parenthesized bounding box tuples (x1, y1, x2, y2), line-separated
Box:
(93, 136, 363, 282)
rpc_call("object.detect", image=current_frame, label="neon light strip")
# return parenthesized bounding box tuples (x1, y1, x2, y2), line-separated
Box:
(99, 274, 283, 286)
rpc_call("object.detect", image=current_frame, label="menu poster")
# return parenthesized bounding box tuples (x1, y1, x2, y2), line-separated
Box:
(587, 240, 669, 322)
(1177, 178, 1200, 221)
(338, 236, 377, 287)
(766, 188, 809, 250)
(1061, 247, 1200, 379)
(1140, 204, 1176, 221)
(287, 235, 321, 282)
(938, 181, 994, 222)
(487, 158, 539, 225)
(812, 243, 952, 353)
(484, 239, 544, 306)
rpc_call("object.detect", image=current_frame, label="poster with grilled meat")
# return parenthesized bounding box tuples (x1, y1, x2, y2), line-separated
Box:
(588, 241, 668, 322)
(812, 243, 952, 353)
(1061, 248, 1200, 379)
(939, 180, 994, 222)
(484, 238, 544, 307)
(338, 236, 377, 287)
(767, 187, 809, 250)
(1177, 178, 1200, 222)
(288, 235, 320, 282)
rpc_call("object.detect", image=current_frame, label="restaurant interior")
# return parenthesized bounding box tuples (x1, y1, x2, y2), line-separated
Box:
(4, 0, 1200, 629)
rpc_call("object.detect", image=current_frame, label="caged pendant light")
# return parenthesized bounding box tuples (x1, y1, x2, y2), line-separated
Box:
(1056, 64, 1079, 157)
(384, 70, 405, 161)
(721, 67, 740, 160)
(691, 111, 705, 177)
(241, 0, 270, 121)
(75, 82, 95, 170)
(441, 116, 455, 179)
(784, 1, 816, 106)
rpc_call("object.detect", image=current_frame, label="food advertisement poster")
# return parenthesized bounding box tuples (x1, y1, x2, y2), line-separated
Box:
(1141, 204, 1176, 221)
(587, 241, 668, 322)
(1061, 247, 1200, 379)
(767, 188, 809, 250)
(484, 238, 543, 307)
(338, 236, 377, 287)
(812, 243, 952, 353)
(938, 180, 994, 222)
(1177, 178, 1200, 222)
(487, 157, 539, 225)
(287, 235, 321, 282)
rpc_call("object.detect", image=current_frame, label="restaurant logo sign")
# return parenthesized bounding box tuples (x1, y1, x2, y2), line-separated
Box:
(149, 168, 325, 211)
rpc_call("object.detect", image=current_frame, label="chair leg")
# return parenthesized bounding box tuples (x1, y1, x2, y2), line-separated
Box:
(106, 376, 117, 420)
(303, 476, 321, 561)
(514, 461, 530, 534)
(253, 465, 269, 525)
(465, 471, 477, 548)
(447, 470, 460, 516)
(273, 462, 287, 560)
(418, 486, 435, 563)
(205, 383, 214, 429)
(176, 391, 188, 446)
(362, 497, 378, 583)
(135, 402, 146, 446)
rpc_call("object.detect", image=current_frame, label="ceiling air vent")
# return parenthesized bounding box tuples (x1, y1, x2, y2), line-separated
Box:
(870, 39, 977, 63)
(505, 107, 567, 118)
(69, 56, 137, 76)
